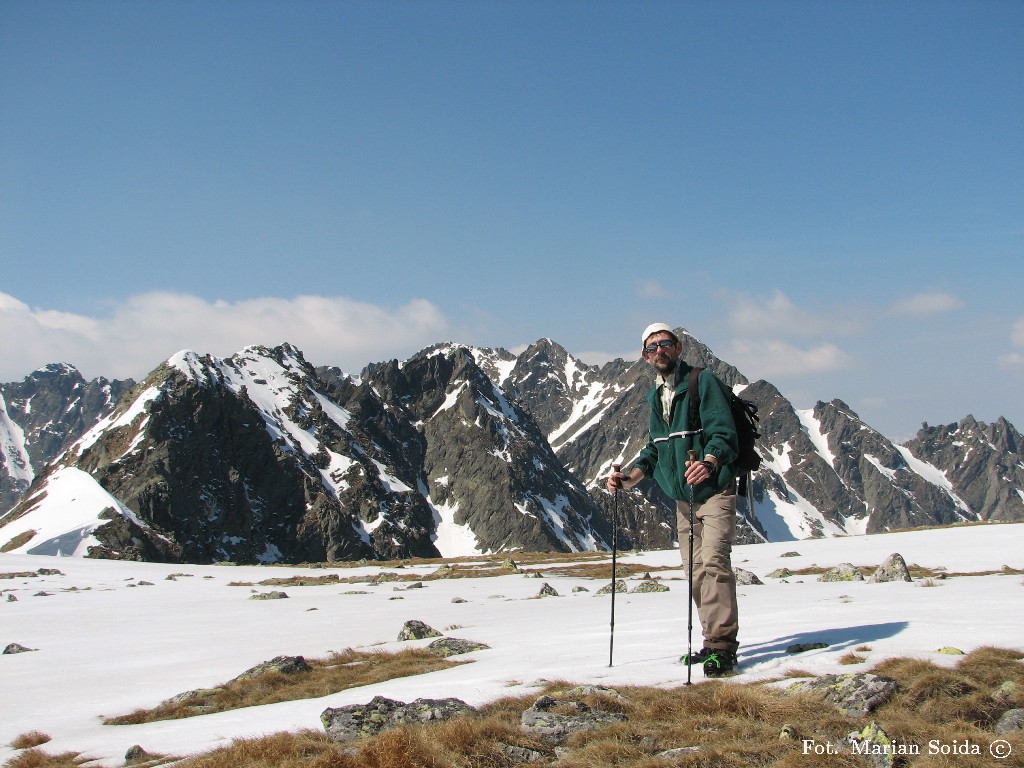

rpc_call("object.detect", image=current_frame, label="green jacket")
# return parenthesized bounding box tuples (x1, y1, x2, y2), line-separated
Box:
(635, 361, 739, 503)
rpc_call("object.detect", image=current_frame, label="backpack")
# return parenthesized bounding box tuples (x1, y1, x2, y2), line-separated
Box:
(682, 366, 762, 481)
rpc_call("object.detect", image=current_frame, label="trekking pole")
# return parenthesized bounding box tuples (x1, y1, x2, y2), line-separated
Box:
(608, 463, 621, 667)
(685, 450, 697, 686)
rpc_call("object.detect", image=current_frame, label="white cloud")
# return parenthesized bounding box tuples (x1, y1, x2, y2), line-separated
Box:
(0, 291, 453, 381)
(1000, 352, 1024, 369)
(636, 279, 671, 300)
(1012, 318, 1024, 348)
(722, 289, 864, 338)
(727, 338, 853, 378)
(886, 291, 964, 317)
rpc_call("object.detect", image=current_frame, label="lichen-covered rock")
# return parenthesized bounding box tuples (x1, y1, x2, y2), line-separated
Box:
(767, 568, 793, 579)
(232, 654, 312, 681)
(398, 619, 442, 641)
(848, 721, 897, 768)
(536, 582, 559, 597)
(818, 563, 865, 582)
(995, 708, 1024, 734)
(249, 590, 288, 600)
(595, 579, 628, 595)
(935, 646, 965, 655)
(869, 553, 913, 583)
(2, 643, 36, 654)
(520, 694, 627, 744)
(788, 673, 898, 717)
(734, 567, 763, 585)
(630, 579, 669, 593)
(426, 637, 491, 657)
(321, 695, 476, 742)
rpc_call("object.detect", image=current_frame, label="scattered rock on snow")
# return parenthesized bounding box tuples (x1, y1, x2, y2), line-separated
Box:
(869, 553, 913, 583)
(321, 695, 476, 743)
(124, 744, 152, 763)
(249, 591, 288, 600)
(630, 579, 670, 593)
(818, 563, 865, 582)
(426, 637, 491, 657)
(767, 568, 793, 579)
(536, 582, 559, 597)
(935, 647, 965, 655)
(595, 579, 628, 595)
(3, 643, 37, 654)
(733, 568, 763, 585)
(398, 620, 443, 641)
(232, 655, 312, 681)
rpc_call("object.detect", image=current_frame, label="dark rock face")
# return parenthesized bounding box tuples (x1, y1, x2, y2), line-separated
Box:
(904, 416, 1024, 523)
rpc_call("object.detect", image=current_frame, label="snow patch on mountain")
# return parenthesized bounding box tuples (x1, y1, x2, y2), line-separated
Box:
(2, 466, 156, 556)
(0, 393, 32, 484)
(797, 408, 836, 468)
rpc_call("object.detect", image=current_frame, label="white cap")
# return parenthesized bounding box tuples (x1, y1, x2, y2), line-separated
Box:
(641, 322, 677, 347)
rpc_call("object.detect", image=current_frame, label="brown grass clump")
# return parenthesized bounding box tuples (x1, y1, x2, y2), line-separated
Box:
(7, 733, 51, 750)
(1, 748, 90, 768)
(103, 647, 465, 725)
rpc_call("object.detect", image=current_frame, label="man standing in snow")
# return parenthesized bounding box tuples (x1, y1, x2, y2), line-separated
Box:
(606, 323, 741, 677)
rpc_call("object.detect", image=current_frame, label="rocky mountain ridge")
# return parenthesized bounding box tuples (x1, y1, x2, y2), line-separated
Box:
(1, 334, 1021, 563)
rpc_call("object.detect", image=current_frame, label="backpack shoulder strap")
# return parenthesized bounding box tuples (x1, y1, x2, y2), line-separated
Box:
(687, 366, 703, 430)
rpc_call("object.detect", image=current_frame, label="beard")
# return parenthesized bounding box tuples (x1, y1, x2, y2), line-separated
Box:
(650, 353, 677, 374)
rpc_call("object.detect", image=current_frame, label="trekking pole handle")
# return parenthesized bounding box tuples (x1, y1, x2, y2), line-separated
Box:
(687, 450, 698, 463)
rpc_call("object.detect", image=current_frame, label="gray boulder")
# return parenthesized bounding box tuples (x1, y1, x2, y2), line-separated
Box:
(520, 691, 627, 744)
(630, 579, 669, 593)
(536, 582, 559, 597)
(788, 673, 898, 717)
(321, 695, 476, 742)
(3, 643, 36, 654)
(426, 638, 491, 657)
(595, 579, 628, 595)
(869, 553, 913, 583)
(818, 563, 865, 582)
(734, 567, 763, 585)
(995, 708, 1024, 734)
(398, 619, 442, 641)
(232, 655, 312, 681)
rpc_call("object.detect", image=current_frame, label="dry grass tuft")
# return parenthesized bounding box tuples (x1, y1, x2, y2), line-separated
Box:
(103, 648, 465, 725)
(1, 748, 91, 768)
(8, 733, 51, 750)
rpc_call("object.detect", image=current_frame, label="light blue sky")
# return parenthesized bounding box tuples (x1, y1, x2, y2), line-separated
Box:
(2, 0, 1022, 440)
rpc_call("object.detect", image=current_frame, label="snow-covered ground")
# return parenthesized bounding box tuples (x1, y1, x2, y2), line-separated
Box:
(2, 523, 1022, 767)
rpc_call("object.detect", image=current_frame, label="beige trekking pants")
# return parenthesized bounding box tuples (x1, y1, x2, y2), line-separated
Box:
(676, 488, 739, 652)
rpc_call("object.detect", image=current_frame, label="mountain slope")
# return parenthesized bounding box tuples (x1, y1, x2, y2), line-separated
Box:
(1, 334, 1021, 563)
(0, 364, 132, 515)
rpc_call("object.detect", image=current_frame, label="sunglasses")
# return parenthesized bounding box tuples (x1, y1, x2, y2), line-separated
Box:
(644, 339, 677, 354)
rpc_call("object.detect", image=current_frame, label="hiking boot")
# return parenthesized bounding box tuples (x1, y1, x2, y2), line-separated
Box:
(703, 650, 739, 678)
(679, 647, 714, 666)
